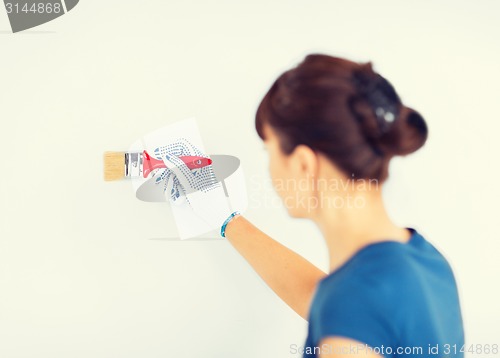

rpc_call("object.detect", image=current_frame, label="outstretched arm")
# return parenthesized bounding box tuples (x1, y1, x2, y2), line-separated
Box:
(224, 215, 327, 320)
(154, 141, 325, 318)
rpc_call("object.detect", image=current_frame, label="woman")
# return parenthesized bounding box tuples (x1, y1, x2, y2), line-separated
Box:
(164, 54, 464, 358)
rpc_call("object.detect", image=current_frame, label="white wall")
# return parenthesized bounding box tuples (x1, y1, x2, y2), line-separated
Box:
(1, 1, 499, 357)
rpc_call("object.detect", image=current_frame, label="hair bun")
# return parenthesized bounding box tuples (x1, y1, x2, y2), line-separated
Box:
(377, 106, 428, 156)
(349, 63, 428, 157)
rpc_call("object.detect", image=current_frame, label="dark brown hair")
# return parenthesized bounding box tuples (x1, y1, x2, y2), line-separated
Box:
(255, 54, 428, 181)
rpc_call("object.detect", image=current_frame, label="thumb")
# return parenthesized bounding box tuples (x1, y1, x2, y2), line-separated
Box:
(159, 152, 197, 192)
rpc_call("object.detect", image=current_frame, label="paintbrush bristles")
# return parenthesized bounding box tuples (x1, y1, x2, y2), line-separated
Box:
(103, 151, 125, 181)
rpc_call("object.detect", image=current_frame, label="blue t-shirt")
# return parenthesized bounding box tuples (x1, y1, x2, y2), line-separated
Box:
(303, 228, 464, 358)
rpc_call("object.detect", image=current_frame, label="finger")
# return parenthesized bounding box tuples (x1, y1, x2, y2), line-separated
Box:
(154, 168, 169, 184)
(161, 152, 195, 190)
(163, 170, 176, 201)
(171, 174, 187, 205)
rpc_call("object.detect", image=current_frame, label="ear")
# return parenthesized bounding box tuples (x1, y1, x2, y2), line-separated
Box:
(289, 144, 318, 177)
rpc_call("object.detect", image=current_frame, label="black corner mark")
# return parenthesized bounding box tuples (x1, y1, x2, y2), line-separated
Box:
(4, 0, 79, 33)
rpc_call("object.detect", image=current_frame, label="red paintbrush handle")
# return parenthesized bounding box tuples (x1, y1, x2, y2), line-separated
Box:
(142, 150, 212, 178)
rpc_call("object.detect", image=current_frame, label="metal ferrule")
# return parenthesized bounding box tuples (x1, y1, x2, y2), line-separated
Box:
(124, 152, 143, 178)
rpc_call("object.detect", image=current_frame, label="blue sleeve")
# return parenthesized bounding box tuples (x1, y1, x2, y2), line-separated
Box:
(314, 279, 396, 357)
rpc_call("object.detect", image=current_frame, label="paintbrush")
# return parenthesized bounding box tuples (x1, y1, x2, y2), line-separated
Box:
(103, 150, 212, 181)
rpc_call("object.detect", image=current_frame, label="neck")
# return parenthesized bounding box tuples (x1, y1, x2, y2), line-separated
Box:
(312, 188, 411, 273)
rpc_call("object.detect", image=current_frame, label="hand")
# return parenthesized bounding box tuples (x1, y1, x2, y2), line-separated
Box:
(152, 138, 215, 205)
(153, 138, 237, 235)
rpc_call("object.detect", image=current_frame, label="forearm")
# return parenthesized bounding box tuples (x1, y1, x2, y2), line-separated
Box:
(224, 215, 327, 320)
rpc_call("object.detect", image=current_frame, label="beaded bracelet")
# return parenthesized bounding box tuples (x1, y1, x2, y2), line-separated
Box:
(220, 211, 241, 238)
